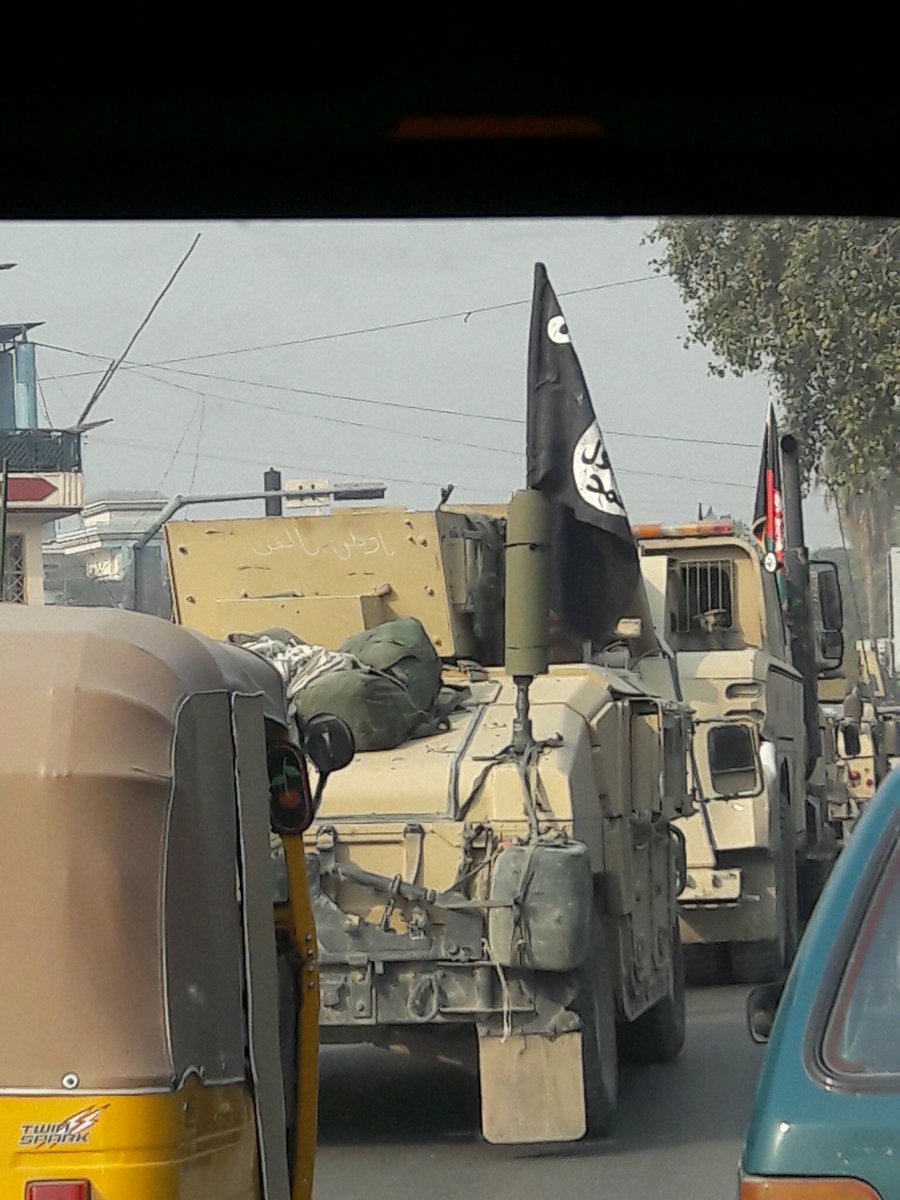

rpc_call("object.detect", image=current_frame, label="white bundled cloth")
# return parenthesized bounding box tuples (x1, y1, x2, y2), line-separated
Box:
(237, 632, 360, 719)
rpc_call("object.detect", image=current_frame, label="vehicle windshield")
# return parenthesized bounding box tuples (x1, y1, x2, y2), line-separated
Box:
(822, 837, 900, 1081)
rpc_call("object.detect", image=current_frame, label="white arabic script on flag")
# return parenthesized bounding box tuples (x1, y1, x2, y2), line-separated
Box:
(572, 421, 626, 517)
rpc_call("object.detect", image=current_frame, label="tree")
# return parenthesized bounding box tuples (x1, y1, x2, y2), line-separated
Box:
(647, 219, 900, 636)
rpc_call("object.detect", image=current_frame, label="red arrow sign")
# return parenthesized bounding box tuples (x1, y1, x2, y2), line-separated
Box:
(5, 477, 58, 503)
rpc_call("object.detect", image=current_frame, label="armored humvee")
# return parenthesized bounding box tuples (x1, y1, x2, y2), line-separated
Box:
(165, 493, 694, 1144)
(636, 519, 845, 984)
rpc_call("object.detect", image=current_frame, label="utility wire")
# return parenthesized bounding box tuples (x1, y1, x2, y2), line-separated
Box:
(159, 401, 202, 486)
(42, 273, 666, 372)
(39, 342, 761, 450)
(44, 353, 762, 450)
(118, 370, 757, 488)
(34, 271, 663, 377)
(75, 233, 202, 427)
(36, 378, 53, 426)
(148, 274, 667, 363)
(87, 414, 754, 493)
(144, 363, 763, 449)
(188, 400, 205, 492)
(130, 368, 523, 457)
(88, 432, 493, 494)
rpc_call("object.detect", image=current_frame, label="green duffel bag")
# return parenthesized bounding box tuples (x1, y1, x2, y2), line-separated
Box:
(292, 665, 437, 752)
(341, 617, 443, 713)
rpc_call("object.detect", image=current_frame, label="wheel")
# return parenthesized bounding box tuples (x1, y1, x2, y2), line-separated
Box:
(618, 925, 686, 1064)
(684, 941, 730, 986)
(572, 910, 619, 1137)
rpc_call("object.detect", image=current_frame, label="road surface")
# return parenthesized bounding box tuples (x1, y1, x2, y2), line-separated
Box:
(316, 986, 765, 1200)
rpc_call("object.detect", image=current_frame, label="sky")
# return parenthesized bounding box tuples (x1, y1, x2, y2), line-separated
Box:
(1, 218, 840, 546)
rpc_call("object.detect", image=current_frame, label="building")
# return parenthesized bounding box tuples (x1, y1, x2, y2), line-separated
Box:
(1, 324, 84, 604)
(43, 490, 170, 615)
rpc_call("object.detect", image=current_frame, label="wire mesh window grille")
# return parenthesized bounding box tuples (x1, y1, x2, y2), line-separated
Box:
(2, 534, 26, 603)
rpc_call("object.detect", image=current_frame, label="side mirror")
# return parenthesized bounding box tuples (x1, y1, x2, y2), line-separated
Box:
(267, 744, 315, 835)
(746, 980, 785, 1044)
(302, 713, 356, 777)
(810, 561, 845, 674)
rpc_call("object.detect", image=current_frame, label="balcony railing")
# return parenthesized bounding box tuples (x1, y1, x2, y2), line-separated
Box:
(0, 429, 82, 472)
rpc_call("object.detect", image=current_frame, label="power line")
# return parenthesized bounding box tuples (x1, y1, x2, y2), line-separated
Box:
(36, 378, 53, 426)
(120, 369, 758, 489)
(130, 368, 524, 458)
(88, 432, 492, 494)
(38, 343, 761, 450)
(142, 364, 761, 449)
(88, 416, 755, 495)
(137, 365, 522, 425)
(188, 400, 205, 492)
(145, 274, 668, 364)
(159, 400, 201, 487)
(619, 467, 753, 491)
(43, 350, 763, 492)
(35, 273, 665, 380)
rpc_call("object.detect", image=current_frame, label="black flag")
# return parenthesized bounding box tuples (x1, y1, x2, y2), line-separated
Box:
(526, 262, 639, 647)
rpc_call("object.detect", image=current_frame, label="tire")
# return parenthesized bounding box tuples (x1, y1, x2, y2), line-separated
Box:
(618, 925, 686, 1064)
(572, 910, 619, 1138)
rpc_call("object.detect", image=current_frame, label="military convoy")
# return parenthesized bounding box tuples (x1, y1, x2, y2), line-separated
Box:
(164, 492, 695, 1144)
(138, 260, 894, 1154)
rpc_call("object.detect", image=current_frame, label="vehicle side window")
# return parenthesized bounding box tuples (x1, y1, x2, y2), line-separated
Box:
(821, 839, 900, 1079)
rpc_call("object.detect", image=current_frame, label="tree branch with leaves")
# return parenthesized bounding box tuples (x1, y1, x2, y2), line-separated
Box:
(647, 218, 899, 636)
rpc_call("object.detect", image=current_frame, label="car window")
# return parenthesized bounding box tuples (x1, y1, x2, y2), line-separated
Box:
(822, 838, 900, 1080)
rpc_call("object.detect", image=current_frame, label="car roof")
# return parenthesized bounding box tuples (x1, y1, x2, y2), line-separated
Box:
(742, 768, 900, 1191)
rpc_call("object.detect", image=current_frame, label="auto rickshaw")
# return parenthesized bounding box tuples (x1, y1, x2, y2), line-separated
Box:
(0, 604, 353, 1200)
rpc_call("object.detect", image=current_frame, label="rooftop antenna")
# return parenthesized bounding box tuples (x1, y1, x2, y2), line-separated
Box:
(75, 233, 201, 430)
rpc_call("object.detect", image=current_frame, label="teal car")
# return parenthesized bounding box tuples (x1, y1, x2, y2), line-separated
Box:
(740, 765, 900, 1200)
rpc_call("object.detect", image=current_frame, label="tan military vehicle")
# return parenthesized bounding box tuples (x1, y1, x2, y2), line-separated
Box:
(636, 519, 844, 984)
(165, 493, 694, 1144)
(824, 688, 890, 837)
(819, 641, 899, 843)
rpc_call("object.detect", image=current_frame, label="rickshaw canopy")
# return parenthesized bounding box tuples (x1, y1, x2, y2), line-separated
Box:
(0, 605, 292, 1096)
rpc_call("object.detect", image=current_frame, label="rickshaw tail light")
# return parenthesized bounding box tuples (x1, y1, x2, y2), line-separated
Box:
(26, 1182, 91, 1200)
(740, 1177, 881, 1199)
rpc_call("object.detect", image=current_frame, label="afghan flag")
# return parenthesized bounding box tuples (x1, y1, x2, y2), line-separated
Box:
(526, 262, 639, 647)
(752, 403, 786, 596)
